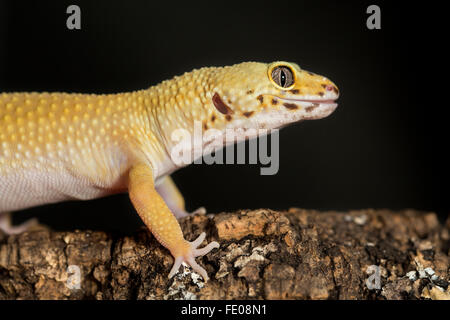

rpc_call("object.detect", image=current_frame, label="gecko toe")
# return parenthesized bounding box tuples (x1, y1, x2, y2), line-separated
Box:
(190, 232, 219, 257)
(191, 232, 206, 247)
(191, 207, 207, 215)
(168, 256, 184, 279)
(193, 241, 220, 257)
(186, 256, 209, 281)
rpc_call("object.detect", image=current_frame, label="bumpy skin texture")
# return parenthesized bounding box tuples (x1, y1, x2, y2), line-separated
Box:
(0, 61, 339, 280)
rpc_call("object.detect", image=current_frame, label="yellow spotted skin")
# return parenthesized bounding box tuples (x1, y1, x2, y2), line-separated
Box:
(0, 61, 339, 280)
(0, 92, 155, 182)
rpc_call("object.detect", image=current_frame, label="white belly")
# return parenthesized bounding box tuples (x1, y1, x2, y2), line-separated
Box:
(0, 168, 117, 212)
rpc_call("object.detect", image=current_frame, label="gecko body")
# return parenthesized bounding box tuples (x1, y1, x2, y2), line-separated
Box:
(0, 61, 339, 280)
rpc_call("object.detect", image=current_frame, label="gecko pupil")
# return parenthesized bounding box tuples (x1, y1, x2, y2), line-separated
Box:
(280, 71, 286, 87)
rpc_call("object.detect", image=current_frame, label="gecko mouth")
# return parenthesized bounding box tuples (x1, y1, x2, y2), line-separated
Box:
(279, 97, 337, 104)
(271, 95, 339, 120)
(266, 93, 338, 108)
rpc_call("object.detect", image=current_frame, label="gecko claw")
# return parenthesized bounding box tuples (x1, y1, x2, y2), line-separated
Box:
(168, 232, 219, 281)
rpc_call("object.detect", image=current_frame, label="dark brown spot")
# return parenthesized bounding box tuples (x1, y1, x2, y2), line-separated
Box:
(332, 86, 339, 94)
(321, 84, 327, 89)
(308, 72, 314, 76)
(283, 103, 298, 110)
(212, 92, 233, 115)
(271, 98, 278, 105)
(290, 89, 300, 94)
(243, 111, 254, 118)
(211, 115, 216, 122)
(305, 103, 320, 112)
(225, 115, 232, 121)
(203, 122, 208, 130)
(257, 95, 264, 103)
(203, 139, 213, 148)
(246, 89, 254, 95)
(318, 92, 324, 97)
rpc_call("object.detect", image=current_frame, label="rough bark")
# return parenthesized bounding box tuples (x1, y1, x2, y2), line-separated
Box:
(0, 208, 449, 300)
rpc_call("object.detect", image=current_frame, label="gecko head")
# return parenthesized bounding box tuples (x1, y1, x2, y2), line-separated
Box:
(207, 61, 339, 131)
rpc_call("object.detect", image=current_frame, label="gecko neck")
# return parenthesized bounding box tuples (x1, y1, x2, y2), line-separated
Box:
(141, 85, 262, 179)
(139, 83, 210, 178)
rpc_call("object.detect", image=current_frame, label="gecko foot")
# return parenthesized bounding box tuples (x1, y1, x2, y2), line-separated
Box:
(191, 206, 207, 215)
(168, 232, 219, 281)
(0, 213, 39, 235)
(172, 206, 207, 220)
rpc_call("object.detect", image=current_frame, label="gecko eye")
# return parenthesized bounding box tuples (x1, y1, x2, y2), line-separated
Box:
(271, 66, 294, 88)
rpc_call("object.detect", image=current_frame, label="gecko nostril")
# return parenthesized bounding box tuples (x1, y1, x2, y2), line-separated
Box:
(326, 85, 334, 92)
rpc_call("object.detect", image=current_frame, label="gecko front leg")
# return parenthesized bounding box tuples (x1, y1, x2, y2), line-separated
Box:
(128, 163, 219, 280)
(156, 175, 206, 219)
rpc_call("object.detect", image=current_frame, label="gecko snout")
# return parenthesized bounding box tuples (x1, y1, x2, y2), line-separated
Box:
(325, 84, 339, 97)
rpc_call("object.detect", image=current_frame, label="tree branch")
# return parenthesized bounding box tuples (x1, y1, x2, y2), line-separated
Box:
(0, 209, 449, 300)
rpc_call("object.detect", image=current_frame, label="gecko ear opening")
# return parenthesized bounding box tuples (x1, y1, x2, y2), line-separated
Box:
(212, 93, 234, 115)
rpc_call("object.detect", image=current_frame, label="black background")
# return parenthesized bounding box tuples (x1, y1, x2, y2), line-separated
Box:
(0, 1, 448, 233)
